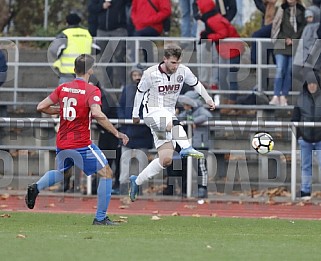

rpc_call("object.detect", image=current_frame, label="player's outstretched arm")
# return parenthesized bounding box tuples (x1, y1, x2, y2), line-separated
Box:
(37, 97, 60, 115)
(194, 82, 215, 110)
(91, 104, 129, 145)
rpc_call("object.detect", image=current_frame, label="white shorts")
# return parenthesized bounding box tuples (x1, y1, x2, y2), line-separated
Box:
(143, 109, 176, 149)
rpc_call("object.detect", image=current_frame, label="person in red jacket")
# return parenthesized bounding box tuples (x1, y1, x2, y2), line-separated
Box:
(131, 0, 171, 36)
(131, 0, 171, 62)
(196, 0, 244, 115)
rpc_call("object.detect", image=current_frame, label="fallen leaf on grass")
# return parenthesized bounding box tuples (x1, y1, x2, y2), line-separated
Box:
(119, 216, 128, 219)
(0, 214, 11, 218)
(296, 202, 306, 207)
(113, 219, 128, 223)
(120, 197, 131, 205)
(0, 193, 10, 200)
(151, 215, 161, 221)
(282, 202, 293, 206)
(267, 199, 276, 205)
(261, 216, 278, 219)
(16, 234, 26, 239)
(184, 204, 197, 209)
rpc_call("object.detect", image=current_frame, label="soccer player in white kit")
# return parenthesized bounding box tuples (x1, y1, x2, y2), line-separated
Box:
(129, 44, 215, 201)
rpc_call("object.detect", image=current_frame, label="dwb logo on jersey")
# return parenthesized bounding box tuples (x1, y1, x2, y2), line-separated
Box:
(158, 84, 180, 95)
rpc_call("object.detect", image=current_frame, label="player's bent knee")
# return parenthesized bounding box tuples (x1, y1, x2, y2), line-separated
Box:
(97, 165, 113, 179)
(162, 157, 173, 168)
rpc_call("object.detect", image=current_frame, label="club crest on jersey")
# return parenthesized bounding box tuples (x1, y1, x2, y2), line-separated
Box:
(177, 75, 183, 83)
(93, 96, 100, 102)
(158, 84, 180, 95)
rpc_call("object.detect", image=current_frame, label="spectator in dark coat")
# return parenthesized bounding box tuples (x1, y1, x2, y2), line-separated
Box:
(117, 66, 153, 194)
(88, 0, 129, 88)
(270, 0, 306, 106)
(250, 0, 277, 91)
(0, 50, 8, 117)
(93, 76, 122, 195)
(292, 70, 321, 200)
(293, 5, 320, 84)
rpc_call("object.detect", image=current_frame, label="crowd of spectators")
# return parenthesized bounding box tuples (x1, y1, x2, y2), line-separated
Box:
(9, 0, 321, 198)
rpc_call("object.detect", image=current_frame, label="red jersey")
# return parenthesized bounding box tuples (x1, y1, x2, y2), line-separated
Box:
(49, 79, 102, 149)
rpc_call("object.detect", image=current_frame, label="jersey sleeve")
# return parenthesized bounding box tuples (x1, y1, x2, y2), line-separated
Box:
(183, 66, 198, 87)
(87, 87, 102, 107)
(49, 86, 60, 104)
(136, 71, 150, 93)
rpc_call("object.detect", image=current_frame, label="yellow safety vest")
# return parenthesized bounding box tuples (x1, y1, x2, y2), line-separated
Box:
(53, 27, 92, 74)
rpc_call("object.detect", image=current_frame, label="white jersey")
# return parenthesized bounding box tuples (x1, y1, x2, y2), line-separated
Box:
(132, 62, 198, 117)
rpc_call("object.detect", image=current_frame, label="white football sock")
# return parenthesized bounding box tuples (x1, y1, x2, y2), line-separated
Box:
(171, 125, 191, 149)
(136, 158, 165, 185)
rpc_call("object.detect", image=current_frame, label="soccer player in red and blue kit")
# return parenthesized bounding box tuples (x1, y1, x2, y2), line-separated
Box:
(25, 54, 129, 225)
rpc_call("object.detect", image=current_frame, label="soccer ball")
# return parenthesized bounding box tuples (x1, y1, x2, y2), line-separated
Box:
(251, 132, 274, 154)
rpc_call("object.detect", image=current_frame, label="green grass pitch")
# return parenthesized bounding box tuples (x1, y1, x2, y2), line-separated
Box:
(1, 212, 321, 261)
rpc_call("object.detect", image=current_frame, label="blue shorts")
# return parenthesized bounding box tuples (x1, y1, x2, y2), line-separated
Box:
(56, 143, 108, 176)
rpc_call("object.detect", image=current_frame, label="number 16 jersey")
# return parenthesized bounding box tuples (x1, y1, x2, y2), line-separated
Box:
(49, 79, 102, 149)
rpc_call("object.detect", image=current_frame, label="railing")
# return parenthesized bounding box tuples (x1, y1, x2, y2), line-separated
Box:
(1, 36, 294, 107)
(1, 117, 320, 202)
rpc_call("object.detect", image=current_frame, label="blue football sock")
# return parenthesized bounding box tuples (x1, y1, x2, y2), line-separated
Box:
(36, 170, 64, 191)
(95, 178, 112, 221)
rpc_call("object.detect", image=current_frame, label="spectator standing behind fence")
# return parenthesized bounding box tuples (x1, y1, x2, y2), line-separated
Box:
(118, 66, 154, 195)
(88, 0, 128, 88)
(177, 91, 212, 198)
(293, 5, 320, 84)
(196, 0, 244, 115)
(192, 0, 237, 90)
(25, 54, 129, 225)
(269, 0, 306, 106)
(87, 0, 98, 37)
(131, 0, 171, 63)
(179, 0, 197, 38)
(49, 13, 99, 85)
(291, 71, 321, 201)
(128, 44, 215, 202)
(250, 0, 277, 91)
(0, 50, 8, 117)
(91, 76, 121, 195)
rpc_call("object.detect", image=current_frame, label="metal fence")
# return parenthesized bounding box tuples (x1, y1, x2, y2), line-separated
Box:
(1, 117, 319, 202)
(0, 36, 300, 106)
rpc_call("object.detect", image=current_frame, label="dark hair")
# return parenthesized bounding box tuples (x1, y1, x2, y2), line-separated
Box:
(74, 54, 95, 75)
(66, 13, 81, 25)
(164, 44, 182, 59)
